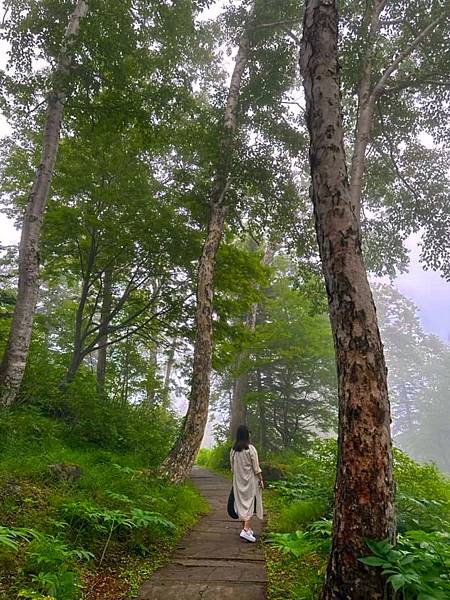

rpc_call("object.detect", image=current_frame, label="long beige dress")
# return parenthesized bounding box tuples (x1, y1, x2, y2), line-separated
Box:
(230, 444, 263, 521)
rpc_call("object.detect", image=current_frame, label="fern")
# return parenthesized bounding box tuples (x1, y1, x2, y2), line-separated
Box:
(0, 526, 38, 551)
(266, 518, 332, 558)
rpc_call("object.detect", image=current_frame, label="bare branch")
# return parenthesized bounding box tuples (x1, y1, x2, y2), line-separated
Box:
(281, 26, 301, 46)
(255, 19, 297, 30)
(372, 15, 444, 99)
(380, 18, 403, 26)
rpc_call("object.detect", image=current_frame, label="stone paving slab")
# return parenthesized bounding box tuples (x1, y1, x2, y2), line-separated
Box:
(138, 582, 266, 600)
(137, 466, 266, 600)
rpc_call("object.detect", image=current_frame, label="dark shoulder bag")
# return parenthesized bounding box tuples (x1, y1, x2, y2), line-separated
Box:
(227, 487, 239, 519)
(227, 449, 239, 519)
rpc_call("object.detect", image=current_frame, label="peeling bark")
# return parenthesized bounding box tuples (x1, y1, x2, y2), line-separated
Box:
(0, 0, 89, 407)
(300, 2, 395, 598)
(349, 2, 442, 223)
(349, 1, 386, 221)
(160, 5, 256, 483)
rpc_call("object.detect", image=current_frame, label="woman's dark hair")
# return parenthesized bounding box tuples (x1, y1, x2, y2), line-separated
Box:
(233, 425, 250, 452)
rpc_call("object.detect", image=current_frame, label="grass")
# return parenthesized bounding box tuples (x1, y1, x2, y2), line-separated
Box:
(264, 489, 327, 600)
(0, 406, 208, 600)
(199, 441, 450, 599)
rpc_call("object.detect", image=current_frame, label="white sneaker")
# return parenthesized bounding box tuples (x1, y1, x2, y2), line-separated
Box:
(240, 529, 256, 543)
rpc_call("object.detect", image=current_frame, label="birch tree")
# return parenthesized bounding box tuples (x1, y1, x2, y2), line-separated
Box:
(343, 0, 449, 223)
(300, 1, 395, 597)
(0, 0, 89, 407)
(160, 3, 257, 483)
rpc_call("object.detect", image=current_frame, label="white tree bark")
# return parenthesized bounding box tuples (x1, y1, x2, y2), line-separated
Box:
(0, 1, 89, 407)
(350, 2, 442, 223)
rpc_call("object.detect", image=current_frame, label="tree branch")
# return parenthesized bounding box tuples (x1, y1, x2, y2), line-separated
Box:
(255, 19, 297, 30)
(281, 25, 301, 46)
(372, 15, 444, 99)
(375, 106, 422, 210)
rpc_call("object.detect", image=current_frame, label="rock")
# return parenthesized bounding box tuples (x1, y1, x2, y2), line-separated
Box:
(0, 479, 22, 500)
(261, 465, 285, 481)
(48, 463, 82, 483)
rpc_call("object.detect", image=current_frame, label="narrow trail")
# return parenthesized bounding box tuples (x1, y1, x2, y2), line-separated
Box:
(137, 466, 267, 599)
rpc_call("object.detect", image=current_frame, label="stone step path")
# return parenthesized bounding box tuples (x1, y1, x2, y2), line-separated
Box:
(137, 466, 267, 600)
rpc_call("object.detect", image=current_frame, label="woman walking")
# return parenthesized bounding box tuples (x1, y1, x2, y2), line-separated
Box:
(230, 425, 264, 542)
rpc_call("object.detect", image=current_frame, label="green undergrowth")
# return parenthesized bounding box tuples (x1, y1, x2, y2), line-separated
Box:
(0, 401, 208, 600)
(196, 444, 232, 478)
(201, 440, 450, 599)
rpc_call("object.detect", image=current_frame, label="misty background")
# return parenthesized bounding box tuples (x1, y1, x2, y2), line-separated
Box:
(1, 0, 449, 468)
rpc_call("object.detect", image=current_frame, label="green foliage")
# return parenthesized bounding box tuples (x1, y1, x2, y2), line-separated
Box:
(195, 442, 232, 474)
(62, 500, 175, 564)
(266, 440, 337, 506)
(213, 271, 337, 454)
(267, 519, 332, 558)
(360, 532, 450, 599)
(195, 448, 211, 467)
(394, 450, 450, 533)
(264, 440, 450, 600)
(0, 406, 207, 599)
(0, 527, 36, 551)
(0, 385, 179, 466)
(275, 500, 328, 534)
(24, 534, 93, 600)
(373, 285, 450, 472)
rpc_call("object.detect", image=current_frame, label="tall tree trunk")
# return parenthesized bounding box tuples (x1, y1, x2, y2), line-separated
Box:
(300, 2, 395, 598)
(160, 5, 255, 483)
(61, 230, 97, 388)
(162, 340, 176, 402)
(349, 0, 386, 222)
(256, 368, 268, 452)
(121, 331, 130, 405)
(145, 344, 158, 405)
(230, 242, 276, 440)
(349, 2, 440, 223)
(96, 268, 113, 393)
(229, 304, 257, 439)
(0, 0, 89, 407)
(230, 362, 249, 439)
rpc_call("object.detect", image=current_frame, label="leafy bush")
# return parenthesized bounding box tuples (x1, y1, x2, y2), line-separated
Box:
(24, 534, 93, 600)
(267, 519, 332, 558)
(62, 499, 175, 564)
(0, 405, 207, 600)
(276, 499, 328, 533)
(194, 442, 232, 473)
(195, 448, 211, 466)
(0, 408, 69, 454)
(0, 526, 36, 551)
(394, 450, 450, 534)
(360, 531, 450, 599)
(264, 440, 450, 600)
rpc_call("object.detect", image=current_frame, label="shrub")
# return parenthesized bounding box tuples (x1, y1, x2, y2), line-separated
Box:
(267, 519, 332, 558)
(0, 403, 207, 600)
(194, 443, 232, 473)
(360, 530, 450, 599)
(394, 449, 450, 533)
(196, 448, 211, 466)
(276, 499, 328, 533)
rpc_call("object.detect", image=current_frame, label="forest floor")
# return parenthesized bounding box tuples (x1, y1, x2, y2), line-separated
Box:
(137, 466, 267, 600)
